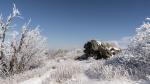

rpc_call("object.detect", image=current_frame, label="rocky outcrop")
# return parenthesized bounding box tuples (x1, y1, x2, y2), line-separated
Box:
(76, 40, 121, 60)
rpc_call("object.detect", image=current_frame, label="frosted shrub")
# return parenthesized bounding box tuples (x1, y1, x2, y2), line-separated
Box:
(102, 22, 150, 80)
(126, 22, 150, 79)
(104, 55, 150, 80)
(13, 27, 48, 72)
(53, 49, 68, 58)
(0, 4, 48, 77)
(85, 60, 129, 80)
(128, 22, 150, 60)
(45, 60, 82, 83)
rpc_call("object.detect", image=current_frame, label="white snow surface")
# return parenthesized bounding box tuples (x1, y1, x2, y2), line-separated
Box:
(0, 48, 149, 84)
(96, 41, 102, 46)
(20, 70, 52, 84)
(15, 49, 150, 84)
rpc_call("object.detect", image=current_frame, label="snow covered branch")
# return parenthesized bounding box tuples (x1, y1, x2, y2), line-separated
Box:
(0, 4, 48, 77)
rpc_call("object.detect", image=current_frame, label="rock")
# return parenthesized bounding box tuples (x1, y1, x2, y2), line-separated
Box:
(76, 40, 121, 60)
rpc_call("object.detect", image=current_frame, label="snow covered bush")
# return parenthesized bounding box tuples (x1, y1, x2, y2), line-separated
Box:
(126, 21, 150, 79)
(85, 60, 129, 80)
(128, 22, 150, 60)
(11, 27, 48, 73)
(103, 21, 150, 80)
(0, 4, 48, 77)
(105, 56, 150, 80)
(43, 60, 82, 84)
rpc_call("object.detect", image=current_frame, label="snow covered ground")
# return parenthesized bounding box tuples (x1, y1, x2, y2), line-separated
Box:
(0, 49, 145, 84)
(0, 47, 150, 84)
(18, 58, 150, 84)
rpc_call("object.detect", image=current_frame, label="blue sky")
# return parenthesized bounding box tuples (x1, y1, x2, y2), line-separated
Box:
(0, 0, 150, 49)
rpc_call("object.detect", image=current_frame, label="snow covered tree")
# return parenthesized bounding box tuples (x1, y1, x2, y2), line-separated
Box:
(16, 27, 48, 73)
(128, 21, 150, 60)
(0, 4, 48, 77)
(113, 21, 150, 80)
(0, 4, 21, 77)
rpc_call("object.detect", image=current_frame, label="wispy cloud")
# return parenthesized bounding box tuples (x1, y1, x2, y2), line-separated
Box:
(145, 17, 150, 21)
(109, 36, 131, 49)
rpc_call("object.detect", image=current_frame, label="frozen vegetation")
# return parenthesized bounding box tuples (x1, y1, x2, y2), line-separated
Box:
(0, 4, 150, 84)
